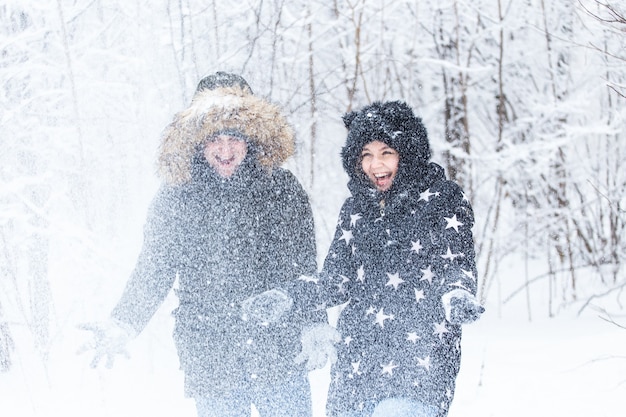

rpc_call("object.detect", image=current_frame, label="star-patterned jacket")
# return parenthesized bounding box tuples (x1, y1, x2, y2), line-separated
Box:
(302, 162, 478, 417)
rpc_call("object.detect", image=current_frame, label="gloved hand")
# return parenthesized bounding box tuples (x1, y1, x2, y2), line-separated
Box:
(295, 323, 341, 371)
(77, 319, 136, 368)
(442, 289, 485, 325)
(241, 288, 293, 324)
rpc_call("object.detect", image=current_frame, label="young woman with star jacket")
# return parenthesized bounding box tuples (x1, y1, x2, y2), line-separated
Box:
(79, 72, 322, 417)
(292, 101, 484, 417)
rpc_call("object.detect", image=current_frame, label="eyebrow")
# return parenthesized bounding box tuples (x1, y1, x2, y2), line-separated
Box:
(361, 145, 394, 153)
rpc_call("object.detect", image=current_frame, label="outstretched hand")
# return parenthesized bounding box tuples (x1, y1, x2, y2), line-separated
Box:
(442, 289, 485, 325)
(449, 296, 485, 325)
(295, 323, 341, 371)
(77, 320, 135, 369)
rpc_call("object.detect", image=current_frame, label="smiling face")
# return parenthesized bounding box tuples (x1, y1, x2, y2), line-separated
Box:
(360, 140, 400, 192)
(203, 134, 248, 178)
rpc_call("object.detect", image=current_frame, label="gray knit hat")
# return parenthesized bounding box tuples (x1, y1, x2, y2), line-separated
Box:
(195, 71, 253, 95)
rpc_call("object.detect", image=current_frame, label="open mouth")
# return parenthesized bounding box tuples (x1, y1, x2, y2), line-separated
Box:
(216, 156, 235, 166)
(373, 173, 392, 189)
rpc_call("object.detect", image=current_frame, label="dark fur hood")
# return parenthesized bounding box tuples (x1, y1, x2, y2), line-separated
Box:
(341, 101, 431, 188)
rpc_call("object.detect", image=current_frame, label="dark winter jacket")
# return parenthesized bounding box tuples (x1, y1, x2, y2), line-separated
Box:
(297, 101, 479, 416)
(111, 86, 319, 397)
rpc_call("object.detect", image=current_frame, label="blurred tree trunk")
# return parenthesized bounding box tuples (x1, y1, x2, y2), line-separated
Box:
(479, 0, 506, 309)
(306, 4, 318, 191)
(540, 0, 578, 304)
(0, 301, 14, 372)
(0, 3, 54, 364)
(434, 2, 472, 194)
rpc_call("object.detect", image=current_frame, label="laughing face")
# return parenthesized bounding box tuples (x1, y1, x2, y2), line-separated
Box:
(203, 134, 248, 178)
(360, 140, 400, 192)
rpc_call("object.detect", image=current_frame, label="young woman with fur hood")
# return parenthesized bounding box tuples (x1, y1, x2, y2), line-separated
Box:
(293, 101, 484, 417)
(80, 72, 322, 417)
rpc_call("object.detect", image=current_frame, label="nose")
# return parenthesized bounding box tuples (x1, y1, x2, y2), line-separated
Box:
(215, 138, 234, 155)
(370, 154, 385, 168)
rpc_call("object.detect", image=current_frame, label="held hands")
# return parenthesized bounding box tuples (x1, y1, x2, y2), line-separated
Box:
(295, 323, 341, 371)
(77, 319, 137, 368)
(442, 289, 485, 325)
(241, 288, 293, 324)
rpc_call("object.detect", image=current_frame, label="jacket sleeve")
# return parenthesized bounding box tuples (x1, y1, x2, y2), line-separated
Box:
(261, 169, 324, 325)
(288, 198, 356, 312)
(424, 180, 479, 299)
(110, 186, 181, 334)
(264, 169, 317, 282)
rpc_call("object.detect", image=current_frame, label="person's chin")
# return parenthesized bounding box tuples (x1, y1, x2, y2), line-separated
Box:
(373, 179, 392, 191)
(216, 167, 235, 178)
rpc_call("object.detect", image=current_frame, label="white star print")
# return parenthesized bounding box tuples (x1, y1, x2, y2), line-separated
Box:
(416, 355, 431, 371)
(418, 189, 438, 202)
(420, 266, 435, 284)
(365, 306, 376, 316)
(385, 272, 405, 290)
(350, 213, 362, 227)
(339, 229, 353, 245)
(449, 280, 470, 291)
(444, 214, 463, 232)
(411, 240, 423, 253)
(336, 275, 350, 293)
(356, 265, 365, 282)
(462, 268, 476, 281)
(441, 247, 463, 261)
(344, 336, 353, 346)
(433, 320, 449, 339)
(351, 361, 362, 377)
(298, 275, 318, 284)
(407, 332, 420, 343)
(381, 361, 398, 376)
(414, 288, 425, 303)
(374, 308, 394, 328)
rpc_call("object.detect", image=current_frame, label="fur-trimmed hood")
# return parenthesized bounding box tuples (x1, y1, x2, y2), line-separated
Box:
(157, 86, 295, 185)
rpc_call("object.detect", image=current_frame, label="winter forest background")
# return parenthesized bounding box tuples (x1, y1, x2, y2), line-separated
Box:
(1, 1, 626, 416)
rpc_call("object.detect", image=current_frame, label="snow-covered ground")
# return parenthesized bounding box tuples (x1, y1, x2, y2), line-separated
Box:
(2, 303, 625, 417)
(448, 312, 626, 417)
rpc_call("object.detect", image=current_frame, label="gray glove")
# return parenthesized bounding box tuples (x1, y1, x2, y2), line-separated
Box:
(77, 319, 136, 368)
(241, 288, 293, 324)
(442, 289, 485, 325)
(295, 323, 341, 371)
